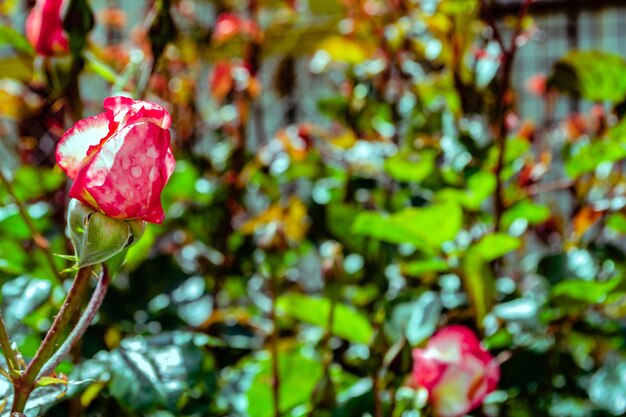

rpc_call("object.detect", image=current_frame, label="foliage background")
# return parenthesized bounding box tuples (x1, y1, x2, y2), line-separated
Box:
(2, 0, 626, 416)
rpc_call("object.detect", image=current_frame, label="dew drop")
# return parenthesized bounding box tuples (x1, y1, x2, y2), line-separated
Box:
(146, 146, 158, 158)
(148, 166, 158, 181)
(131, 166, 143, 178)
(121, 156, 131, 170)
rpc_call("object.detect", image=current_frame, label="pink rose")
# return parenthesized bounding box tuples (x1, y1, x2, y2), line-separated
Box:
(25, 0, 69, 56)
(411, 325, 500, 417)
(56, 96, 175, 224)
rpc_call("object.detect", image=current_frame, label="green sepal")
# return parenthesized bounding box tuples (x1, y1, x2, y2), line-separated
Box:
(67, 199, 146, 268)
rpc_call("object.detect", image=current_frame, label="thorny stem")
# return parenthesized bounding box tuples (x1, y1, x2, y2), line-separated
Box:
(38, 267, 109, 379)
(269, 265, 281, 417)
(483, 0, 533, 231)
(11, 266, 93, 414)
(0, 170, 61, 282)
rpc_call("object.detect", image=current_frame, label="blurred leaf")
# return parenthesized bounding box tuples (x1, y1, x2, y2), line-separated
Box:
(84, 49, 119, 83)
(385, 291, 441, 345)
(0, 25, 34, 55)
(0, 240, 29, 275)
(75, 331, 208, 412)
(0, 55, 33, 82)
(124, 224, 157, 271)
(277, 294, 373, 344)
(384, 149, 436, 183)
(502, 200, 550, 229)
(549, 50, 626, 102)
(572, 206, 604, 240)
(589, 357, 626, 415)
(552, 277, 621, 304)
(470, 233, 521, 262)
(352, 203, 462, 251)
(463, 252, 495, 328)
(1, 276, 52, 333)
(316, 36, 368, 65)
(245, 350, 323, 417)
(607, 213, 626, 234)
(403, 258, 448, 276)
(565, 120, 626, 178)
(0, 166, 64, 202)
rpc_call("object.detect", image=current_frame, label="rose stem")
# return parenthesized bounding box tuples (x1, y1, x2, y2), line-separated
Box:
(0, 169, 61, 282)
(38, 266, 109, 379)
(11, 266, 93, 414)
(269, 259, 281, 417)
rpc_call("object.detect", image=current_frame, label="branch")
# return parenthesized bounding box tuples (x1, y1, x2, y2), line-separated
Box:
(38, 267, 109, 379)
(11, 266, 93, 414)
(492, 0, 534, 231)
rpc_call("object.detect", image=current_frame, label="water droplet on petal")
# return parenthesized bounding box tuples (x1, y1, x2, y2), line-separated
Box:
(131, 166, 143, 178)
(121, 156, 131, 170)
(146, 146, 158, 158)
(148, 167, 158, 182)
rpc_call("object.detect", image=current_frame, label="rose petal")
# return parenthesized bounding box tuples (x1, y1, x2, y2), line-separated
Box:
(56, 113, 110, 180)
(69, 122, 174, 223)
(430, 367, 478, 417)
(103, 96, 171, 129)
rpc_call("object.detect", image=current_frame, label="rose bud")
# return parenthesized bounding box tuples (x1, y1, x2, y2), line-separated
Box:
(411, 325, 500, 417)
(56, 96, 175, 224)
(25, 0, 70, 56)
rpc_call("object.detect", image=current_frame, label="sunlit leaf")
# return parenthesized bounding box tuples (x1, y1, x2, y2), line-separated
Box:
(277, 294, 373, 344)
(384, 149, 436, 183)
(352, 203, 463, 251)
(470, 233, 521, 262)
(552, 278, 621, 304)
(549, 50, 626, 102)
(502, 200, 550, 229)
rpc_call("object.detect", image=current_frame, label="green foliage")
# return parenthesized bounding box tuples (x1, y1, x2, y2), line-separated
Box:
(549, 50, 626, 102)
(2, 0, 626, 416)
(277, 294, 373, 344)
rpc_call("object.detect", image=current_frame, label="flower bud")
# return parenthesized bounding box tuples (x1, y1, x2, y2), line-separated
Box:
(68, 199, 145, 268)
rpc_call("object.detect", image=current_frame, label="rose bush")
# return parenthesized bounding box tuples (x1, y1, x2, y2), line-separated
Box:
(56, 96, 175, 223)
(411, 325, 500, 417)
(25, 0, 69, 56)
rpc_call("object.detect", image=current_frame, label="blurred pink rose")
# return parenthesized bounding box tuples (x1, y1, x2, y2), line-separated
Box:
(412, 325, 500, 417)
(56, 96, 175, 224)
(25, 0, 69, 56)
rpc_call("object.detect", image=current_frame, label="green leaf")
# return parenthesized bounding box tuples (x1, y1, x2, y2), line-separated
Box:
(464, 171, 496, 210)
(607, 213, 626, 234)
(462, 252, 494, 329)
(277, 294, 373, 344)
(352, 203, 463, 251)
(548, 50, 626, 102)
(403, 258, 449, 276)
(552, 278, 621, 304)
(470, 233, 521, 262)
(0, 55, 33, 82)
(0, 166, 65, 202)
(74, 331, 208, 412)
(0, 25, 34, 55)
(565, 120, 626, 178)
(84, 50, 119, 83)
(245, 350, 323, 417)
(502, 200, 550, 229)
(384, 149, 436, 183)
